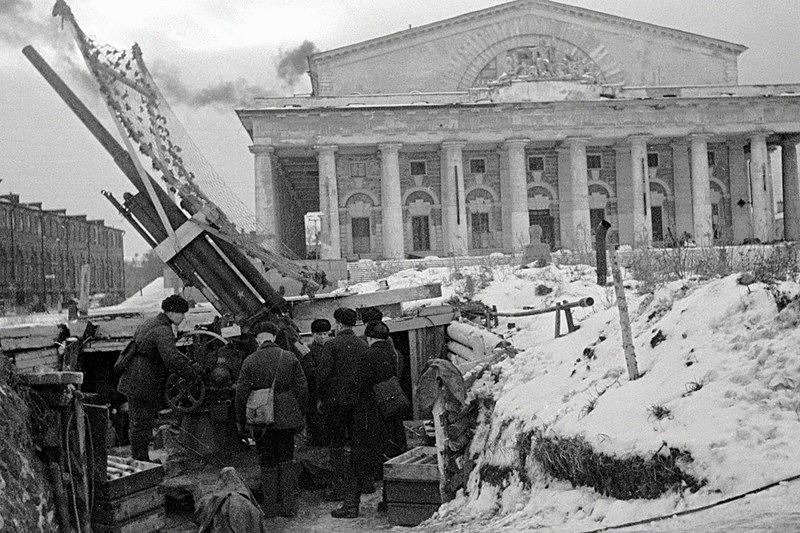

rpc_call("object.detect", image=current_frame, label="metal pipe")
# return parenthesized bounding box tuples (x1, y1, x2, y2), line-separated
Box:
(494, 297, 595, 318)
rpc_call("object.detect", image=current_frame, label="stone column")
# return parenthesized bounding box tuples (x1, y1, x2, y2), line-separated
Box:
(749, 133, 771, 243)
(690, 135, 713, 245)
(249, 145, 278, 244)
(378, 142, 404, 259)
(614, 144, 633, 246)
(672, 141, 694, 241)
(316, 145, 341, 259)
(558, 138, 591, 251)
(504, 139, 531, 251)
(781, 135, 800, 241)
(630, 135, 652, 246)
(440, 141, 468, 255)
(727, 139, 751, 243)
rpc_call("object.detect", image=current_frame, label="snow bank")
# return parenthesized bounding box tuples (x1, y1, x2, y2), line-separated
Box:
(407, 264, 800, 531)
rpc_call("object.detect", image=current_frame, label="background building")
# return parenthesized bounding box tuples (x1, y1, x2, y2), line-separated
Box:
(0, 193, 125, 312)
(238, 0, 800, 260)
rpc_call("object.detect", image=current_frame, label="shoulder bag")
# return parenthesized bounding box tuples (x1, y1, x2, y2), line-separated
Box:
(373, 375, 410, 419)
(245, 354, 282, 426)
(113, 339, 137, 375)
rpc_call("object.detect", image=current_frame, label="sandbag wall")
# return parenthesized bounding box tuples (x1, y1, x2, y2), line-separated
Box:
(446, 322, 504, 371)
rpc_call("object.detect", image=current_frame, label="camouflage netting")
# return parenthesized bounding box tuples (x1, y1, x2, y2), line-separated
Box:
(0, 356, 57, 532)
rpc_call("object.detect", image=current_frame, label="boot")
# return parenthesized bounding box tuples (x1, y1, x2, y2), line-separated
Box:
(331, 471, 360, 519)
(324, 447, 347, 501)
(260, 466, 280, 518)
(278, 461, 300, 518)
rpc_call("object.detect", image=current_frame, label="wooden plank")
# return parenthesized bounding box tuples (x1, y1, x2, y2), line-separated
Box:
(92, 508, 165, 533)
(289, 284, 442, 322)
(18, 371, 84, 385)
(387, 502, 439, 526)
(408, 329, 421, 419)
(92, 486, 164, 524)
(85, 405, 109, 491)
(385, 480, 442, 504)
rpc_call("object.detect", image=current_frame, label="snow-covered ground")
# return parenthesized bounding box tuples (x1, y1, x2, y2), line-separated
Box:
(347, 262, 800, 531)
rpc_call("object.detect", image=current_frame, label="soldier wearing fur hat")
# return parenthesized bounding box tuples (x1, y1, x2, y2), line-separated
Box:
(118, 295, 199, 462)
(235, 321, 308, 518)
(317, 307, 367, 500)
(332, 321, 401, 518)
(304, 318, 331, 445)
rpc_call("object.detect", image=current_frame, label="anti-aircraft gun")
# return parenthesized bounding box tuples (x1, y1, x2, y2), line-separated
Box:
(21, 2, 330, 418)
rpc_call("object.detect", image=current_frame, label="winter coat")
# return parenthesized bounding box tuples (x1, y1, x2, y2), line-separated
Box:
(316, 329, 367, 407)
(117, 313, 195, 401)
(235, 341, 308, 431)
(350, 339, 399, 475)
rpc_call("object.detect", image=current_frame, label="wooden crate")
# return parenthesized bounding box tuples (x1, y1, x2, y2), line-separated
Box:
(92, 486, 164, 524)
(384, 446, 439, 481)
(92, 508, 165, 533)
(387, 502, 442, 527)
(96, 456, 164, 500)
(384, 446, 441, 526)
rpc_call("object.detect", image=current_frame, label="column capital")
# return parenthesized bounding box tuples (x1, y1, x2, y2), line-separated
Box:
(248, 144, 274, 155)
(377, 142, 403, 153)
(562, 136, 591, 147)
(441, 140, 467, 150)
(627, 134, 651, 144)
(688, 133, 712, 143)
(749, 132, 772, 143)
(503, 138, 530, 149)
(314, 144, 338, 153)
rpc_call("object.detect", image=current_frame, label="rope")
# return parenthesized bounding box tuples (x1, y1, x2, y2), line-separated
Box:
(579, 473, 800, 532)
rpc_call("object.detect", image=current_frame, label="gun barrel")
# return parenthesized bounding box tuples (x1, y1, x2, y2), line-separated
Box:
(495, 297, 595, 317)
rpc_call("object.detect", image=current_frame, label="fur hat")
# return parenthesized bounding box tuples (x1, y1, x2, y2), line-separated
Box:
(364, 321, 390, 340)
(333, 307, 358, 327)
(311, 318, 332, 333)
(161, 295, 189, 313)
(251, 321, 280, 337)
(360, 307, 383, 324)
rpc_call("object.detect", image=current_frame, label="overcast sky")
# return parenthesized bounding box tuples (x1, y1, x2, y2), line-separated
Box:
(2, 0, 799, 259)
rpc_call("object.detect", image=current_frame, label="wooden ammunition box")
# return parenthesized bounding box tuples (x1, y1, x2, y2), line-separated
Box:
(384, 446, 441, 526)
(92, 456, 165, 533)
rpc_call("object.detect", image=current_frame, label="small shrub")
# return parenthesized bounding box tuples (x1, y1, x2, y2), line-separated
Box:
(752, 244, 799, 284)
(528, 430, 704, 499)
(647, 404, 672, 421)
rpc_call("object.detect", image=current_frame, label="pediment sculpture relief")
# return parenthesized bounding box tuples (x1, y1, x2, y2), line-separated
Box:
(474, 40, 606, 88)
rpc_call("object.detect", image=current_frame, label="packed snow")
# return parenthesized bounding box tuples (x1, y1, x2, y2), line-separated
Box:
(346, 261, 800, 531)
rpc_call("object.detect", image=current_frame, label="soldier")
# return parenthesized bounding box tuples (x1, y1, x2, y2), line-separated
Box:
(235, 321, 308, 518)
(305, 318, 331, 446)
(332, 321, 396, 518)
(316, 307, 366, 500)
(117, 295, 198, 462)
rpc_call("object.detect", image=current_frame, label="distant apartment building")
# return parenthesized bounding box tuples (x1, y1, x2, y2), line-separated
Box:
(0, 193, 125, 311)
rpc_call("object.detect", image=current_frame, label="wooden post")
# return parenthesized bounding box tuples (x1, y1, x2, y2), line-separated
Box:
(554, 302, 562, 338)
(611, 249, 639, 380)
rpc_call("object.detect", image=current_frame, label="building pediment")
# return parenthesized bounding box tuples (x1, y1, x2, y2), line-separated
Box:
(309, 0, 746, 96)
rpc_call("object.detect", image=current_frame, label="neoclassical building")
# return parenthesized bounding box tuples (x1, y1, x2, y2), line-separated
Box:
(238, 0, 800, 260)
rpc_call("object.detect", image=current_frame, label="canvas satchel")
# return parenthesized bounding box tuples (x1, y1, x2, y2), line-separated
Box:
(245, 354, 282, 426)
(113, 339, 137, 375)
(373, 375, 410, 419)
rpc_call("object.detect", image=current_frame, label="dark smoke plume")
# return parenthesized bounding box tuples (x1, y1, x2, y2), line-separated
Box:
(153, 63, 276, 109)
(276, 40, 317, 85)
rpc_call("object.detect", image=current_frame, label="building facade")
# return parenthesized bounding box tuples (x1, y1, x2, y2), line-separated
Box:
(238, 0, 800, 260)
(0, 194, 125, 311)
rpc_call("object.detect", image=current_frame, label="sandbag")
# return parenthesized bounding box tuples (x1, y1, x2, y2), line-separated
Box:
(196, 467, 266, 533)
